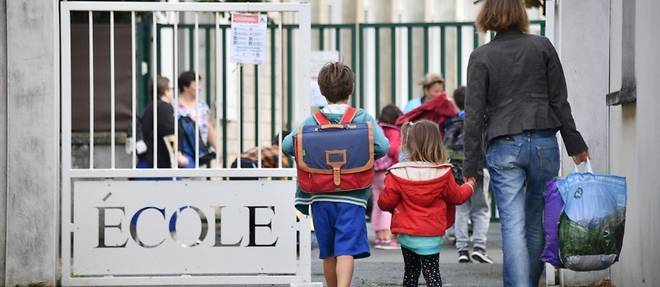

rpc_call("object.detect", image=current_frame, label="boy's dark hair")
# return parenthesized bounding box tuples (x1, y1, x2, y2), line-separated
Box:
(148, 76, 170, 99)
(453, 86, 466, 110)
(272, 130, 291, 145)
(378, 104, 403, 125)
(178, 71, 202, 93)
(317, 62, 354, 103)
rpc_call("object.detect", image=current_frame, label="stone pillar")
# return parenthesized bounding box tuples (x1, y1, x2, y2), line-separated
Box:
(5, 0, 58, 285)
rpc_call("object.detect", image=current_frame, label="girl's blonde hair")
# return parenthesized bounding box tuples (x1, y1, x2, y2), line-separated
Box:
(401, 120, 448, 164)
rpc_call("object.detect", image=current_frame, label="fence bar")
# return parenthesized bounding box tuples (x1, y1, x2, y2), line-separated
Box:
(335, 27, 341, 51)
(390, 27, 396, 106)
(540, 22, 546, 36)
(318, 27, 324, 50)
(473, 25, 479, 49)
(157, 23, 161, 75)
(188, 26, 194, 70)
(350, 25, 357, 107)
(174, 12, 179, 169)
(286, 27, 292, 131)
(407, 26, 412, 100)
(89, 11, 94, 169)
(239, 65, 244, 164)
(255, 64, 261, 168)
(131, 12, 136, 169)
(215, 13, 221, 167)
(221, 27, 229, 168)
(358, 26, 364, 107)
(194, 13, 199, 168)
(205, 28, 211, 104)
(270, 26, 276, 140)
(423, 26, 429, 74)
(457, 26, 462, 87)
(222, 26, 228, 168)
(111, 11, 116, 169)
(440, 26, 446, 78)
(278, 17, 284, 168)
(374, 27, 380, 116)
(151, 12, 157, 170)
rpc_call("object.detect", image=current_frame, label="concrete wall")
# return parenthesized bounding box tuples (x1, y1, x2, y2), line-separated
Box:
(609, 0, 660, 285)
(554, 0, 611, 284)
(4, 0, 58, 285)
(555, 0, 660, 285)
(0, 0, 6, 284)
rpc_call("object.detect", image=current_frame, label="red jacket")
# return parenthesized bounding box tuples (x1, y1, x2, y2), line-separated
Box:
(395, 93, 458, 138)
(381, 122, 401, 163)
(377, 162, 473, 236)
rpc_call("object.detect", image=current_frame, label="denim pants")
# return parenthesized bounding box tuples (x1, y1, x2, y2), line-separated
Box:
(455, 169, 491, 251)
(487, 130, 559, 287)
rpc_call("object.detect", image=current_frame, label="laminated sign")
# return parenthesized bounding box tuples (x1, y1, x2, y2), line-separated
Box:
(230, 13, 267, 64)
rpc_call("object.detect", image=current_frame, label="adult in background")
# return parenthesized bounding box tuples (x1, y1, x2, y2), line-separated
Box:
(137, 76, 187, 169)
(402, 73, 446, 113)
(177, 71, 219, 154)
(464, 0, 589, 286)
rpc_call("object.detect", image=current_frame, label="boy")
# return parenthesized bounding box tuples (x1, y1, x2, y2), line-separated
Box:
(447, 86, 493, 264)
(282, 62, 389, 287)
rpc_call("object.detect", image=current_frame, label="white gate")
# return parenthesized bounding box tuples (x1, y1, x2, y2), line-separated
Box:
(60, 2, 315, 285)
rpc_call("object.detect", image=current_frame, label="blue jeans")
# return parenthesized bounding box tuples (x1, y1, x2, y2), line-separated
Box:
(487, 130, 559, 287)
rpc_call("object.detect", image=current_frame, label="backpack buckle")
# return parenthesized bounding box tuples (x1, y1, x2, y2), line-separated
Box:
(326, 150, 347, 186)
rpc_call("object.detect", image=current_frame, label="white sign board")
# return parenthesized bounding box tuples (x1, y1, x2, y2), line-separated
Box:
(230, 13, 267, 64)
(310, 51, 340, 107)
(72, 180, 297, 276)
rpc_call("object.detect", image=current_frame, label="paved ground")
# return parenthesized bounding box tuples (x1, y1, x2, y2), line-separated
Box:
(310, 222, 508, 286)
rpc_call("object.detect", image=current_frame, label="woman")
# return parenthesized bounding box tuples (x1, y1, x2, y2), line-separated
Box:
(402, 73, 445, 113)
(137, 76, 187, 169)
(463, 1, 589, 286)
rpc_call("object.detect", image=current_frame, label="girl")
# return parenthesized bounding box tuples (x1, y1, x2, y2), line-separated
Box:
(372, 104, 403, 250)
(378, 120, 475, 287)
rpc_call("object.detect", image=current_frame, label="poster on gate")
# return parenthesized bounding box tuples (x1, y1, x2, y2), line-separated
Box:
(230, 13, 267, 64)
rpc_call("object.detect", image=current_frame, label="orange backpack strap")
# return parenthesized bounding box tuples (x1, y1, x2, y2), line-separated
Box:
(339, 107, 358, 124)
(313, 111, 331, 125)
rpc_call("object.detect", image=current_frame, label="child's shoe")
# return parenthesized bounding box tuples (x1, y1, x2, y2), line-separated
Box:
(379, 239, 401, 250)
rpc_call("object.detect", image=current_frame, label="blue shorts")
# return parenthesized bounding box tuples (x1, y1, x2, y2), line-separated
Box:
(311, 202, 370, 260)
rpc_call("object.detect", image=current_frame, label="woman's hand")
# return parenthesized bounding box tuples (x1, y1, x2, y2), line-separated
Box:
(572, 150, 590, 165)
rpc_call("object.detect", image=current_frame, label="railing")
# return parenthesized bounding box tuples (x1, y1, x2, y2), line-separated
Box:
(143, 20, 545, 165)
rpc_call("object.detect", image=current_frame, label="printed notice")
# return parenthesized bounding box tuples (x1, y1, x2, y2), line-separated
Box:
(230, 13, 267, 64)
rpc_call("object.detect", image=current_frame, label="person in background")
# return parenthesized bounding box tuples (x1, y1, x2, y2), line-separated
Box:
(372, 104, 403, 250)
(464, 0, 589, 286)
(447, 86, 493, 264)
(137, 76, 187, 169)
(229, 131, 291, 180)
(177, 71, 218, 166)
(402, 73, 446, 113)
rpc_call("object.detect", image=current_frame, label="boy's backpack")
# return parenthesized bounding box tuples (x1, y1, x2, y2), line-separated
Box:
(294, 107, 375, 193)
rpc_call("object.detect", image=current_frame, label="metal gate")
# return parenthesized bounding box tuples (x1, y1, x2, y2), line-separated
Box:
(60, 2, 316, 285)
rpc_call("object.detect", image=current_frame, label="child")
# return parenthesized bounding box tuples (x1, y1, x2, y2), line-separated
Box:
(282, 62, 389, 287)
(378, 120, 475, 287)
(372, 104, 403, 250)
(448, 86, 493, 264)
